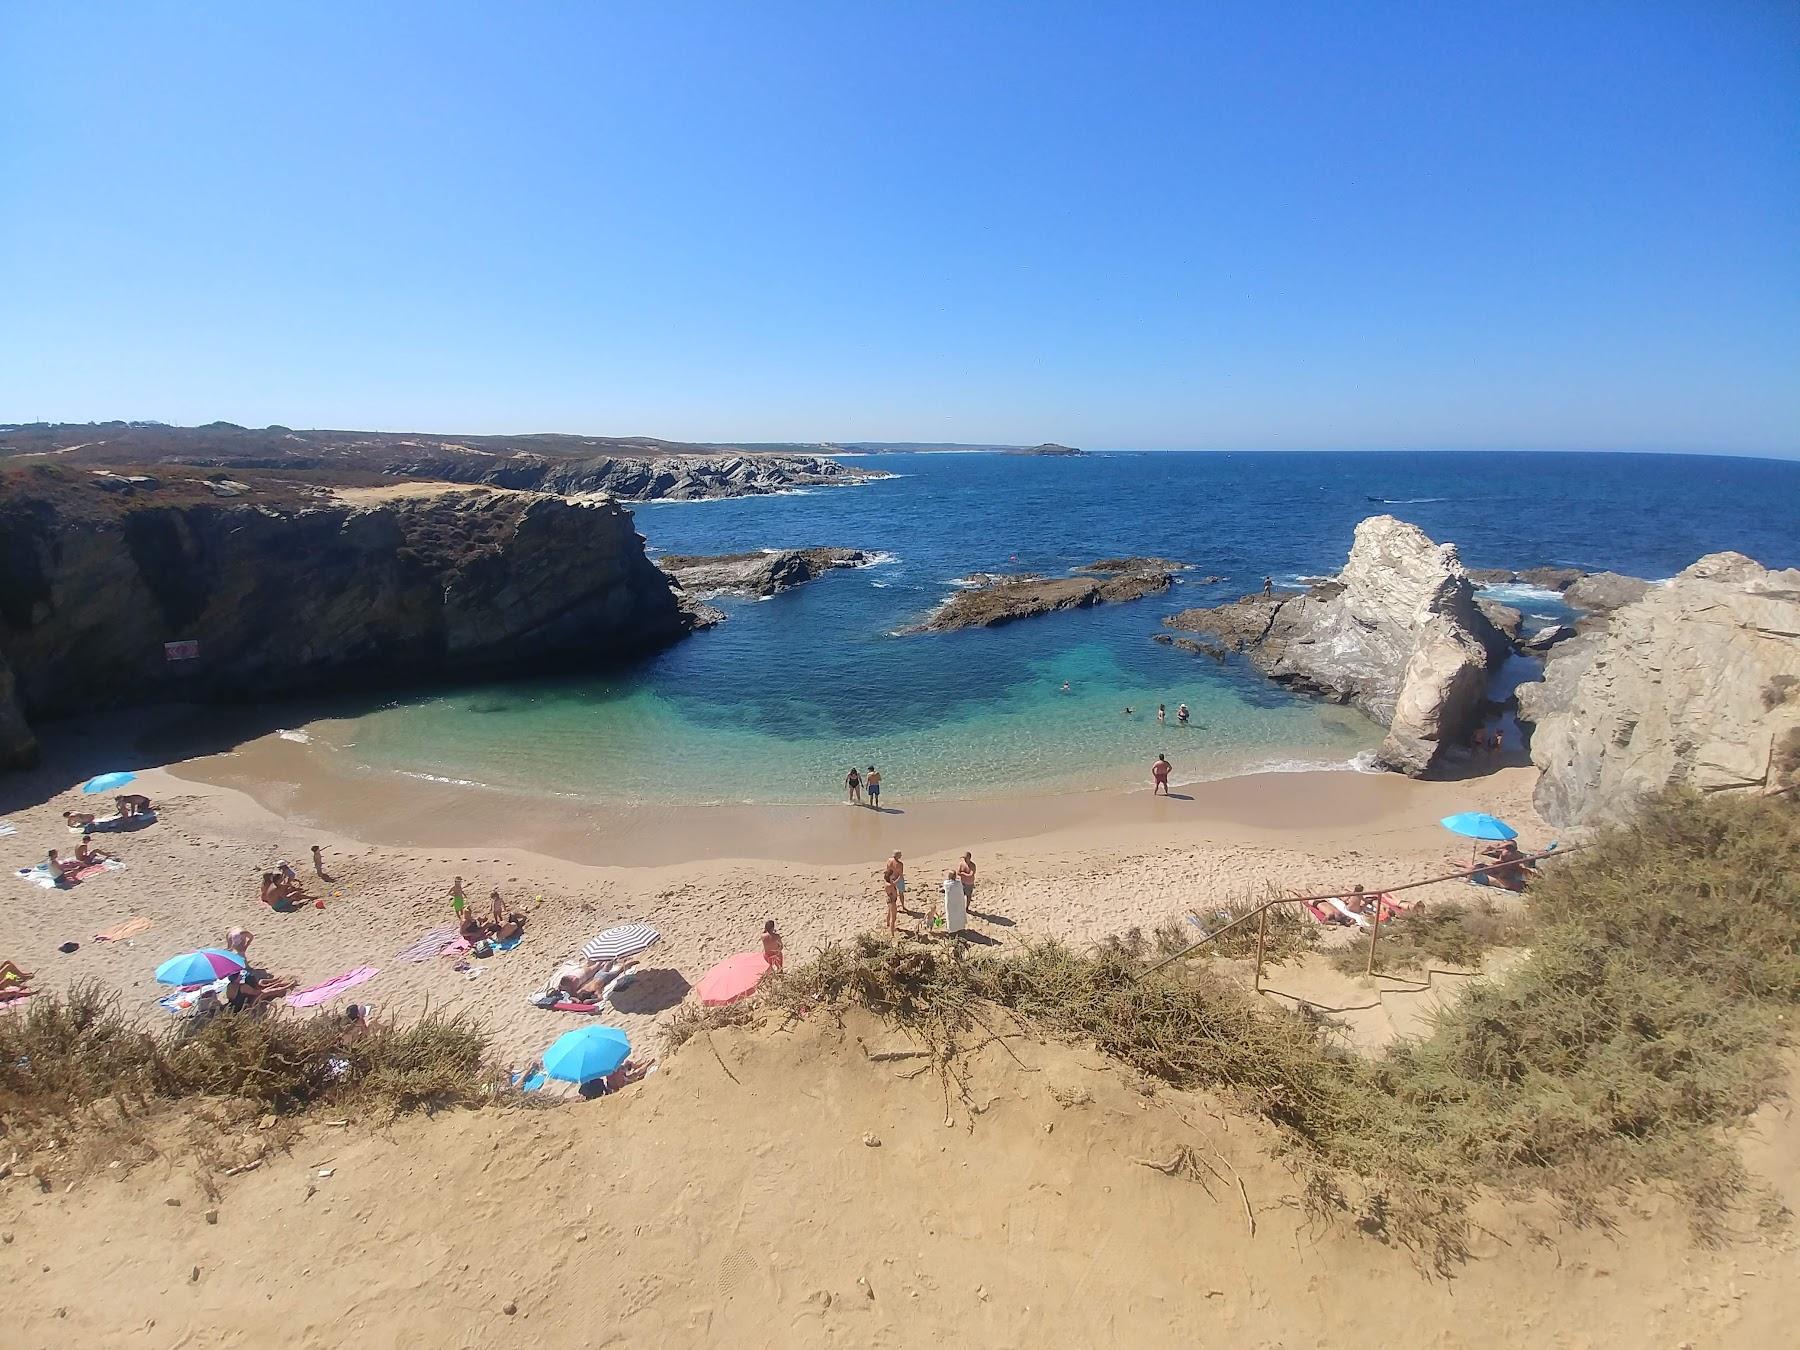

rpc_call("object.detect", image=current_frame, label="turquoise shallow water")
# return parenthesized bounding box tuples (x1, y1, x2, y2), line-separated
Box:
(301, 450, 1800, 805)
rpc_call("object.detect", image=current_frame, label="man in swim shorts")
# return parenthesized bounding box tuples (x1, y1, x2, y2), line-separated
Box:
(883, 851, 905, 929)
(866, 765, 882, 808)
(1151, 753, 1172, 795)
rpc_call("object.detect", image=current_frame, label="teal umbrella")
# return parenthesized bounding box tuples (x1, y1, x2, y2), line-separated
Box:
(82, 771, 137, 794)
(542, 1025, 631, 1084)
(1440, 812, 1516, 841)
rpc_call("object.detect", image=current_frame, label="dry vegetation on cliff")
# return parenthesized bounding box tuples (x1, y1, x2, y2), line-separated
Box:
(673, 790, 1799, 1266)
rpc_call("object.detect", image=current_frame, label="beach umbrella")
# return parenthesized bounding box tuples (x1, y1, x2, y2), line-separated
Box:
(542, 1025, 631, 1084)
(154, 949, 246, 986)
(81, 771, 137, 794)
(1440, 812, 1518, 841)
(694, 951, 771, 1007)
(582, 923, 661, 962)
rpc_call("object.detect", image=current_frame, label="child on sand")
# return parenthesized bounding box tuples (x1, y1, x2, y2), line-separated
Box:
(450, 876, 467, 917)
(311, 844, 328, 879)
(762, 919, 784, 970)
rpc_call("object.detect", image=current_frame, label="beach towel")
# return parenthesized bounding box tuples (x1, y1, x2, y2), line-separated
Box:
(0, 820, 17, 838)
(440, 937, 472, 958)
(81, 810, 157, 834)
(159, 987, 210, 1015)
(13, 864, 61, 889)
(494, 933, 523, 953)
(1299, 897, 1353, 926)
(95, 916, 153, 942)
(397, 925, 457, 962)
(286, 965, 379, 1009)
(69, 859, 125, 884)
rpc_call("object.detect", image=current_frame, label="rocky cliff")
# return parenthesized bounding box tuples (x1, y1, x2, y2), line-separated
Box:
(1518, 553, 1800, 826)
(392, 451, 880, 501)
(657, 547, 869, 599)
(0, 472, 688, 760)
(1163, 516, 1501, 776)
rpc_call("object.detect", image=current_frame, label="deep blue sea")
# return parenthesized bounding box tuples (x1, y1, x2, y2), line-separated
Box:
(309, 451, 1800, 803)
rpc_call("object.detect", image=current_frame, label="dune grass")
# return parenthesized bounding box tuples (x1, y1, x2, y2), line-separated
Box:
(0, 985, 497, 1129)
(715, 790, 1798, 1267)
(1327, 896, 1530, 976)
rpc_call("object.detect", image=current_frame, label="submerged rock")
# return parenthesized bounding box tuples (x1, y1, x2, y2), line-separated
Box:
(921, 569, 1173, 631)
(1164, 516, 1501, 776)
(658, 547, 869, 599)
(1518, 552, 1800, 825)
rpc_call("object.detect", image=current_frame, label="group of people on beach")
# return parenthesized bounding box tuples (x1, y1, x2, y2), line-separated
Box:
(843, 764, 885, 808)
(879, 849, 977, 937)
(451, 876, 528, 948)
(38, 794, 154, 885)
(258, 845, 329, 909)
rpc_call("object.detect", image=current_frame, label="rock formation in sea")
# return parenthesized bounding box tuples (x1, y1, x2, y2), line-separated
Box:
(0, 472, 689, 755)
(1072, 556, 1188, 575)
(919, 565, 1174, 631)
(1517, 552, 1800, 825)
(1162, 516, 1503, 776)
(658, 548, 869, 600)
(1562, 570, 1653, 618)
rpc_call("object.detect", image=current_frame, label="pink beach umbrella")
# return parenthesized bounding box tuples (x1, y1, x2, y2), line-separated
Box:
(694, 951, 772, 1007)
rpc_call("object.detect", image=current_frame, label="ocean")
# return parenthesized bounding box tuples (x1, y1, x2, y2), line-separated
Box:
(308, 450, 1800, 804)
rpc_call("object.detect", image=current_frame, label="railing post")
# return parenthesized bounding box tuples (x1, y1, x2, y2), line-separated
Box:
(1364, 901, 1381, 978)
(1254, 906, 1268, 992)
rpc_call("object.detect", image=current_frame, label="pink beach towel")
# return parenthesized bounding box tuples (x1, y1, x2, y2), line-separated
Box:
(286, 965, 379, 1009)
(397, 926, 457, 962)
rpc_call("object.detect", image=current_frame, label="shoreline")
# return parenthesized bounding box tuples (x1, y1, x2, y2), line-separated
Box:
(161, 721, 1524, 868)
(2, 708, 1547, 1064)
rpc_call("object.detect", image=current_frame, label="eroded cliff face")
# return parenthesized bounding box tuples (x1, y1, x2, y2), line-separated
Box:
(0, 645, 35, 767)
(0, 482, 687, 747)
(1519, 553, 1800, 826)
(1164, 516, 1501, 776)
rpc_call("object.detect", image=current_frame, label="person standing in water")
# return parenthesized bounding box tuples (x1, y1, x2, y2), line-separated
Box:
(1157, 704, 1166, 725)
(845, 766, 863, 805)
(1176, 703, 1190, 727)
(865, 765, 882, 809)
(1151, 753, 1172, 795)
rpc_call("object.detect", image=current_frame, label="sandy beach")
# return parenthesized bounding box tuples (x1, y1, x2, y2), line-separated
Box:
(0, 710, 1547, 1063)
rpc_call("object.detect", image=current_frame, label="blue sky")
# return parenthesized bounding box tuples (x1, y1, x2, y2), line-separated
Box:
(3, 2, 1796, 454)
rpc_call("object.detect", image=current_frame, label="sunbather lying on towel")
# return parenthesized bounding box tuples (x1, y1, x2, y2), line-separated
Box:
(577, 1056, 657, 1099)
(551, 956, 638, 1002)
(63, 810, 97, 831)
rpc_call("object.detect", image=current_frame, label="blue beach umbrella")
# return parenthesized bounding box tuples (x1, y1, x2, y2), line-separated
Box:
(542, 1025, 631, 1084)
(82, 771, 138, 794)
(154, 949, 246, 986)
(1440, 812, 1518, 841)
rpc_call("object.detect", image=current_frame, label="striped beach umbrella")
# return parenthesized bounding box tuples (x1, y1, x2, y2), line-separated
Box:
(154, 949, 246, 986)
(582, 923, 661, 962)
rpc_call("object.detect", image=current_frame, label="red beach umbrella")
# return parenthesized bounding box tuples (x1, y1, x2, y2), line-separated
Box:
(694, 951, 772, 1007)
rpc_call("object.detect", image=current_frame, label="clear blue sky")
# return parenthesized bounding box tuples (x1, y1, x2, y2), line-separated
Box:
(3, 2, 1796, 454)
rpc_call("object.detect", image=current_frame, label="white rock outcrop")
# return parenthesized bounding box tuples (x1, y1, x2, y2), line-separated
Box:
(1165, 516, 1501, 775)
(1520, 552, 1800, 825)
